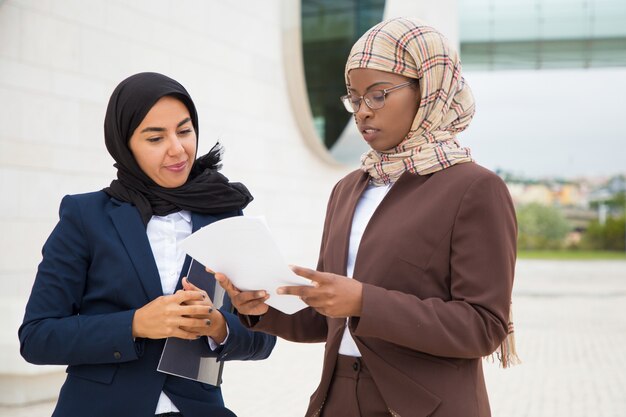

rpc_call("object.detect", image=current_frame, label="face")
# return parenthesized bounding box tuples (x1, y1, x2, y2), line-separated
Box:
(128, 96, 196, 188)
(347, 68, 420, 152)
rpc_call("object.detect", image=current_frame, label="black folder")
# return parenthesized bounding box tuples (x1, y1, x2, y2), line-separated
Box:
(157, 259, 232, 386)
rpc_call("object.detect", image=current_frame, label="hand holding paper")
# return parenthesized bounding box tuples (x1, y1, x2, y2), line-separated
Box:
(277, 265, 364, 319)
(180, 216, 312, 314)
(214, 273, 271, 316)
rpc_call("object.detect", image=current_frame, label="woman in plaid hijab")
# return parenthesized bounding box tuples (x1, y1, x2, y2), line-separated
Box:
(218, 17, 519, 417)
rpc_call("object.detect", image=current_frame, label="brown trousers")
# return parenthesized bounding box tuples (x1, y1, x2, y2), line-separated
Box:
(320, 355, 390, 417)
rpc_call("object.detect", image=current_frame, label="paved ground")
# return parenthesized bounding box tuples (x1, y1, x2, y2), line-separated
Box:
(2, 260, 625, 417)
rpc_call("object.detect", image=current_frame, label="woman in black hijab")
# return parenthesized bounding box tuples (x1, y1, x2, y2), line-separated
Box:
(19, 72, 276, 417)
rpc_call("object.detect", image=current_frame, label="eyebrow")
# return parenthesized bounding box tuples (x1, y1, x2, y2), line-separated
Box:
(347, 81, 394, 92)
(140, 117, 192, 133)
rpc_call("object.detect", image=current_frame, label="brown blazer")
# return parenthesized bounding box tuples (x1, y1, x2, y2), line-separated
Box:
(243, 162, 517, 417)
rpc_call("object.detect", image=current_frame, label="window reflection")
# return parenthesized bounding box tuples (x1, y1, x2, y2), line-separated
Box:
(460, 0, 626, 70)
(301, 0, 385, 151)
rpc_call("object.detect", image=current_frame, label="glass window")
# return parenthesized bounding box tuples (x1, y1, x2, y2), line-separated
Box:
(460, 0, 626, 70)
(301, 0, 385, 152)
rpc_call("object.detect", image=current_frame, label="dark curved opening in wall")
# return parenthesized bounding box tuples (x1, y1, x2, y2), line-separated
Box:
(301, 0, 385, 153)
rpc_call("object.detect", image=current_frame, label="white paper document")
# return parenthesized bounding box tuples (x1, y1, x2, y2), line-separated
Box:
(180, 216, 311, 314)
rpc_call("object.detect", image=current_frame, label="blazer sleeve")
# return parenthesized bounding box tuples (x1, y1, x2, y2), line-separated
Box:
(19, 195, 141, 366)
(210, 310, 276, 361)
(350, 174, 517, 358)
(239, 306, 327, 343)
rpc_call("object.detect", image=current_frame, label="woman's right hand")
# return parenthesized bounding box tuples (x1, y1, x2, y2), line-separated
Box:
(213, 271, 270, 316)
(132, 290, 212, 340)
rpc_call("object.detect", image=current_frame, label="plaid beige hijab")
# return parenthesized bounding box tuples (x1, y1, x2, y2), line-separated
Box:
(346, 17, 520, 368)
(346, 17, 474, 185)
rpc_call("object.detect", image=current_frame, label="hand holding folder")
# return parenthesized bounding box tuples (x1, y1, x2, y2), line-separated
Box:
(157, 260, 229, 386)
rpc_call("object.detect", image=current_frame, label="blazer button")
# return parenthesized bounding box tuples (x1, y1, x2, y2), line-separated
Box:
(352, 361, 359, 371)
(113, 351, 122, 360)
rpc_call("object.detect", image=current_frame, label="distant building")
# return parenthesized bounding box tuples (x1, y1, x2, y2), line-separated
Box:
(507, 183, 554, 206)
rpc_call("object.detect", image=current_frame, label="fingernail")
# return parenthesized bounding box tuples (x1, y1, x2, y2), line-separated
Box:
(256, 291, 266, 298)
(206, 319, 212, 326)
(276, 288, 285, 294)
(208, 307, 214, 314)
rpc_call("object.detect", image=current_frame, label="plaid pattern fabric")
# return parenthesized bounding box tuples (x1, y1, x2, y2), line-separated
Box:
(346, 17, 475, 185)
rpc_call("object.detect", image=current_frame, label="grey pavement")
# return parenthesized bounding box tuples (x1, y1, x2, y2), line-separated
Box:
(2, 260, 625, 417)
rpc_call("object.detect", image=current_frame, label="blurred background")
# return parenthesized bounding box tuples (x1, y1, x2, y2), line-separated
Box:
(1, 0, 625, 416)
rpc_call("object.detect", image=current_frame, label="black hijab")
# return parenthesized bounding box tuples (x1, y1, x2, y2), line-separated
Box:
(103, 72, 252, 225)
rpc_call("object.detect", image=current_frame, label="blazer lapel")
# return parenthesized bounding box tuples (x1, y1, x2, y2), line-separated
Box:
(191, 212, 220, 233)
(326, 171, 430, 280)
(350, 171, 430, 282)
(327, 171, 369, 276)
(108, 202, 163, 301)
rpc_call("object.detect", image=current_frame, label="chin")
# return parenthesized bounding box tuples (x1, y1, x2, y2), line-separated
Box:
(157, 178, 188, 189)
(370, 144, 394, 152)
(172, 181, 188, 188)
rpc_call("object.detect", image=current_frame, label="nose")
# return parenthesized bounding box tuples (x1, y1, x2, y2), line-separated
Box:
(166, 134, 185, 156)
(354, 99, 373, 124)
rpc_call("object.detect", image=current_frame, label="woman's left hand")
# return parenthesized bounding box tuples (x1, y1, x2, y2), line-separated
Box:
(180, 277, 228, 343)
(277, 265, 363, 318)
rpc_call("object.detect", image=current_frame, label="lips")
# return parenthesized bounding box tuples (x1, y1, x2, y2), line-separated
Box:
(360, 126, 380, 143)
(164, 160, 188, 172)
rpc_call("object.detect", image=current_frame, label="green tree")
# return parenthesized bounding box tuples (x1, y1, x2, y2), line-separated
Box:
(516, 203, 571, 250)
(582, 216, 626, 251)
(590, 192, 625, 212)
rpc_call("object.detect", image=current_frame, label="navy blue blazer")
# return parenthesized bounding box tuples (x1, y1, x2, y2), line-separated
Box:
(19, 191, 276, 417)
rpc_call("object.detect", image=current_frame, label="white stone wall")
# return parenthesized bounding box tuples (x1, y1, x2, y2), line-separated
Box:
(0, 0, 351, 404)
(0, 0, 454, 406)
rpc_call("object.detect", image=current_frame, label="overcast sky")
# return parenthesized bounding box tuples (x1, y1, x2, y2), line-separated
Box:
(462, 67, 626, 179)
(332, 67, 625, 180)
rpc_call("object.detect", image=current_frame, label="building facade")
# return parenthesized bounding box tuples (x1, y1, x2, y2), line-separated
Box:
(3, 0, 623, 408)
(0, 0, 456, 406)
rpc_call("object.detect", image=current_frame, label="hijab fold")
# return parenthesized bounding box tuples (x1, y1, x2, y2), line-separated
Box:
(345, 17, 474, 185)
(103, 72, 252, 225)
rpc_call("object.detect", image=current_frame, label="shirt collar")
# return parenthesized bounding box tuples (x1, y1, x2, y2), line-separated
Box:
(177, 210, 192, 223)
(149, 210, 192, 223)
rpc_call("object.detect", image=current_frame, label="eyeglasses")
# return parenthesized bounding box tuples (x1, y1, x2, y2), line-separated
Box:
(340, 80, 416, 113)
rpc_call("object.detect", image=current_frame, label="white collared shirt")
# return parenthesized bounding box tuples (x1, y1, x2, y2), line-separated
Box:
(338, 182, 392, 357)
(146, 210, 227, 414)
(146, 211, 191, 414)
(147, 211, 192, 296)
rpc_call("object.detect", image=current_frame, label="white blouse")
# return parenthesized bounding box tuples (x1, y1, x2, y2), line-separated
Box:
(146, 211, 228, 414)
(338, 183, 392, 357)
(146, 211, 191, 414)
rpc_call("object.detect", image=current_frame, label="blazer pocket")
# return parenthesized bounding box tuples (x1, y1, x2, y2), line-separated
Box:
(395, 346, 460, 370)
(384, 254, 426, 295)
(396, 251, 428, 271)
(66, 363, 119, 385)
